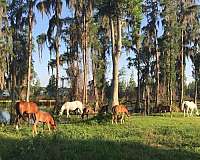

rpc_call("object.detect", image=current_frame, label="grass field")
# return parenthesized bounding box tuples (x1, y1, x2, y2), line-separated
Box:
(1, 113, 200, 160)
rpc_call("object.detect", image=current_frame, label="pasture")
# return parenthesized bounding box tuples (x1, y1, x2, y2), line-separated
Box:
(1, 113, 200, 160)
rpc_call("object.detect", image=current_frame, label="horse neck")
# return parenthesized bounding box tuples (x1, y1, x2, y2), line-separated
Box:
(60, 106, 66, 115)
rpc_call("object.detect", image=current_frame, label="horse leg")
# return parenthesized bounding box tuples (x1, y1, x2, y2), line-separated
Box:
(120, 115, 123, 124)
(43, 122, 45, 130)
(187, 107, 190, 117)
(122, 114, 125, 124)
(32, 123, 37, 136)
(112, 115, 114, 124)
(15, 114, 22, 130)
(196, 109, 199, 116)
(67, 109, 70, 118)
(115, 115, 117, 124)
(190, 109, 193, 117)
(15, 115, 19, 130)
(27, 114, 31, 126)
(47, 123, 51, 132)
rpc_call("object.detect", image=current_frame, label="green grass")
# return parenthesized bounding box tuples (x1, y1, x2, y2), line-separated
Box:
(1, 114, 200, 160)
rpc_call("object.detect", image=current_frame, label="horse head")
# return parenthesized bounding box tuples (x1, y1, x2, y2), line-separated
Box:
(58, 105, 64, 116)
(51, 120, 57, 130)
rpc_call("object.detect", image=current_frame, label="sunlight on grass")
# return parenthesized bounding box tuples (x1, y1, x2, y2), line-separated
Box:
(1, 114, 200, 160)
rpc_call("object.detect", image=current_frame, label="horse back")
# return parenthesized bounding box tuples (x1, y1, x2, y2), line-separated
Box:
(64, 101, 83, 110)
(112, 105, 129, 116)
(35, 111, 56, 127)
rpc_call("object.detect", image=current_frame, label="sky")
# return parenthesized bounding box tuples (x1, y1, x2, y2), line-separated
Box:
(32, 6, 194, 87)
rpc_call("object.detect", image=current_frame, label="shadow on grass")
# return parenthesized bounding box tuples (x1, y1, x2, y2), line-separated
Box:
(0, 133, 200, 160)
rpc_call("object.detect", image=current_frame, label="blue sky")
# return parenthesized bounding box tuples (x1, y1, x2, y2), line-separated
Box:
(32, 6, 194, 87)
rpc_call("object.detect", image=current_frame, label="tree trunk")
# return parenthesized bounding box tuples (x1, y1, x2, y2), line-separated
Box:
(194, 68, 197, 104)
(146, 85, 150, 115)
(169, 50, 173, 117)
(92, 52, 99, 111)
(179, 29, 184, 108)
(54, 39, 60, 112)
(110, 16, 121, 107)
(26, 0, 33, 102)
(155, 29, 160, 109)
(82, 10, 88, 105)
(0, 6, 3, 38)
(136, 31, 141, 111)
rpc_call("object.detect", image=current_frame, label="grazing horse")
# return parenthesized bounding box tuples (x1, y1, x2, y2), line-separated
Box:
(112, 105, 129, 124)
(0, 111, 10, 125)
(81, 106, 96, 119)
(59, 101, 84, 118)
(32, 111, 56, 136)
(15, 101, 39, 129)
(181, 101, 199, 117)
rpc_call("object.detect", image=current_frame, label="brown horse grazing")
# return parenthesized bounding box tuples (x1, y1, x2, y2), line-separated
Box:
(112, 105, 129, 124)
(81, 107, 96, 119)
(15, 101, 39, 129)
(32, 111, 56, 136)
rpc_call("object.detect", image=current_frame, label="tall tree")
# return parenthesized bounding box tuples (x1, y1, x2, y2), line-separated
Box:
(26, 0, 34, 102)
(37, 0, 63, 111)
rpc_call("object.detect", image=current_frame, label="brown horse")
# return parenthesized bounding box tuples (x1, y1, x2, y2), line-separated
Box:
(112, 104, 129, 124)
(15, 101, 39, 129)
(32, 111, 56, 136)
(81, 106, 96, 119)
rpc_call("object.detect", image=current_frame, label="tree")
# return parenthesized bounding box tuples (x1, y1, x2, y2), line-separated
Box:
(46, 75, 56, 98)
(97, 0, 142, 107)
(26, 0, 34, 102)
(159, 0, 180, 114)
(37, 0, 64, 112)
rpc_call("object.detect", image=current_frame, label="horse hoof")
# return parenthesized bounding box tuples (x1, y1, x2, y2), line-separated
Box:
(16, 125, 19, 130)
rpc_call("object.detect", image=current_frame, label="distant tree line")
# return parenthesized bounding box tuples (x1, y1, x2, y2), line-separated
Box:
(0, 0, 199, 114)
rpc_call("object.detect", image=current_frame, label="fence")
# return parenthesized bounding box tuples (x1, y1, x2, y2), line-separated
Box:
(0, 100, 56, 110)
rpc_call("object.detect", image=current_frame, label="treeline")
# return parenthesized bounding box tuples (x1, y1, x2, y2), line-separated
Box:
(0, 0, 200, 114)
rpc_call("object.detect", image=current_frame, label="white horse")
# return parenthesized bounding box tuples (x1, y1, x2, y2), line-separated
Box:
(181, 101, 199, 117)
(59, 101, 85, 118)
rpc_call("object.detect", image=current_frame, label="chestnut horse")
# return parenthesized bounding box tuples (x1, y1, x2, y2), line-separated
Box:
(32, 111, 56, 136)
(15, 101, 39, 129)
(112, 105, 129, 124)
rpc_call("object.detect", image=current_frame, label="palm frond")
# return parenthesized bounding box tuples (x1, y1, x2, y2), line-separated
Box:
(36, 0, 51, 18)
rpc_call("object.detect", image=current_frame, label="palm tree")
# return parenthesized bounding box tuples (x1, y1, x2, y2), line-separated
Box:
(37, 0, 63, 112)
(26, 0, 34, 102)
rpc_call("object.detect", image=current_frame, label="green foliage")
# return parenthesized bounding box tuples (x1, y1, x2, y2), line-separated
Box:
(46, 75, 56, 98)
(30, 78, 41, 100)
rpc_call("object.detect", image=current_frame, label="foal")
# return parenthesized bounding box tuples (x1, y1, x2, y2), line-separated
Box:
(32, 111, 56, 136)
(112, 105, 129, 124)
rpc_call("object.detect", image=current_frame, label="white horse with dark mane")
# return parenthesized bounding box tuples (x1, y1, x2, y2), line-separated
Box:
(59, 101, 85, 118)
(181, 101, 199, 117)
